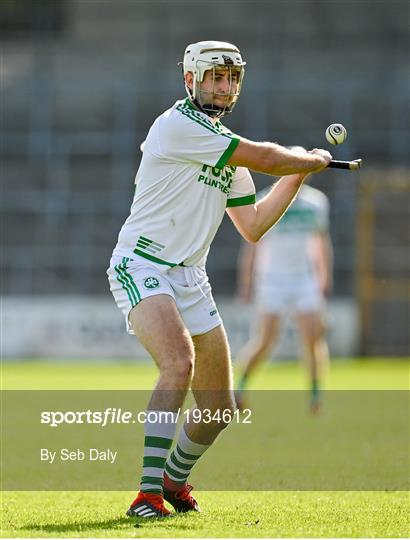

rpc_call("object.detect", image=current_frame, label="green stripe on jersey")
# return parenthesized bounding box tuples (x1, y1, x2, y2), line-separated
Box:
(177, 100, 234, 138)
(136, 245, 157, 255)
(133, 248, 178, 267)
(136, 238, 151, 247)
(136, 242, 162, 254)
(139, 236, 165, 248)
(136, 236, 166, 255)
(184, 99, 231, 135)
(226, 194, 256, 207)
(215, 137, 240, 169)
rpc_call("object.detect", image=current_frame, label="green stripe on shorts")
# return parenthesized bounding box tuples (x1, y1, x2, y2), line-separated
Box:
(114, 259, 141, 306)
(120, 259, 141, 303)
(114, 265, 136, 306)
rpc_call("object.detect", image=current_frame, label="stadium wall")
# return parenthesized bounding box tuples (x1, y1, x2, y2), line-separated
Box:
(2, 296, 359, 360)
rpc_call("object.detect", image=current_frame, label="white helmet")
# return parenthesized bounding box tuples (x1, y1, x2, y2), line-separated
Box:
(182, 40, 246, 118)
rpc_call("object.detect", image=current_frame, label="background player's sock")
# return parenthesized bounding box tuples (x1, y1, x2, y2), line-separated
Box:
(310, 379, 321, 409)
(235, 373, 249, 410)
(164, 425, 210, 487)
(237, 373, 248, 392)
(140, 410, 178, 494)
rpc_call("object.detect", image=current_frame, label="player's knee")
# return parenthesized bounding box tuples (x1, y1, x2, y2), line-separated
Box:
(159, 332, 194, 382)
(161, 353, 194, 385)
(174, 357, 194, 382)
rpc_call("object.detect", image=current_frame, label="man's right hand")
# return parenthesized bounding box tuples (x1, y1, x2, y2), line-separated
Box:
(308, 148, 332, 172)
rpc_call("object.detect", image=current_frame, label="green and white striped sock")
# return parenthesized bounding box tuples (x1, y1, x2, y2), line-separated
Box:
(140, 410, 178, 494)
(164, 425, 210, 486)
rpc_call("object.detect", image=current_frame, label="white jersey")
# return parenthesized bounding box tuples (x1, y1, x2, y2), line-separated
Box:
(255, 184, 330, 277)
(112, 98, 255, 269)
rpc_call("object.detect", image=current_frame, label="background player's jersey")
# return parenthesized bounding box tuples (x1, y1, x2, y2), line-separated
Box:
(112, 98, 255, 269)
(255, 184, 329, 277)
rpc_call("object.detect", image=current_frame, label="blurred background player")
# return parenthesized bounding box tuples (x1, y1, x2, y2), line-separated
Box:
(235, 153, 333, 413)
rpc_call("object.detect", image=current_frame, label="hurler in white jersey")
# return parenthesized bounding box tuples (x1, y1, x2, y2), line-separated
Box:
(107, 40, 332, 519)
(112, 98, 256, 270)
(236, 182, 333, 414)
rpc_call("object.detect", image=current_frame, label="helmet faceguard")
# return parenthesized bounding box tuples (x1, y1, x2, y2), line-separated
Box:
(181, 41, 246, 118)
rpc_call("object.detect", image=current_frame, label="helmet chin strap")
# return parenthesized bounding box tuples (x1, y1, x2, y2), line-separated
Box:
(192, 98, 230, 118)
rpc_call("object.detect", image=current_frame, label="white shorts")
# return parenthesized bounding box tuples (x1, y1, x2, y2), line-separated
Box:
(107, 256, 222, 336)
(255, 274, 323, 314)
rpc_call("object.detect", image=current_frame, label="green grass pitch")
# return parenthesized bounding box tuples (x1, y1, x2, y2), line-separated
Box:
(1, 358, 409, 538)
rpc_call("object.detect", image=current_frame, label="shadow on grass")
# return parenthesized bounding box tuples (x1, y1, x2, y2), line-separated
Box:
(19, 513, 195, 534)
(16, 517, 132, 534)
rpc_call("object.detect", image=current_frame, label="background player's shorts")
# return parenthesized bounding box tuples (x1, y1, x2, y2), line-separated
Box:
(107, 256, 222, 336)
(255, 273, 323, 314)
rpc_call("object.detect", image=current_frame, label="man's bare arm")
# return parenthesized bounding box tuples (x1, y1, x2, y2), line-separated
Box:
(227, 173, 307, 243)
(227, 139, 332, 176)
